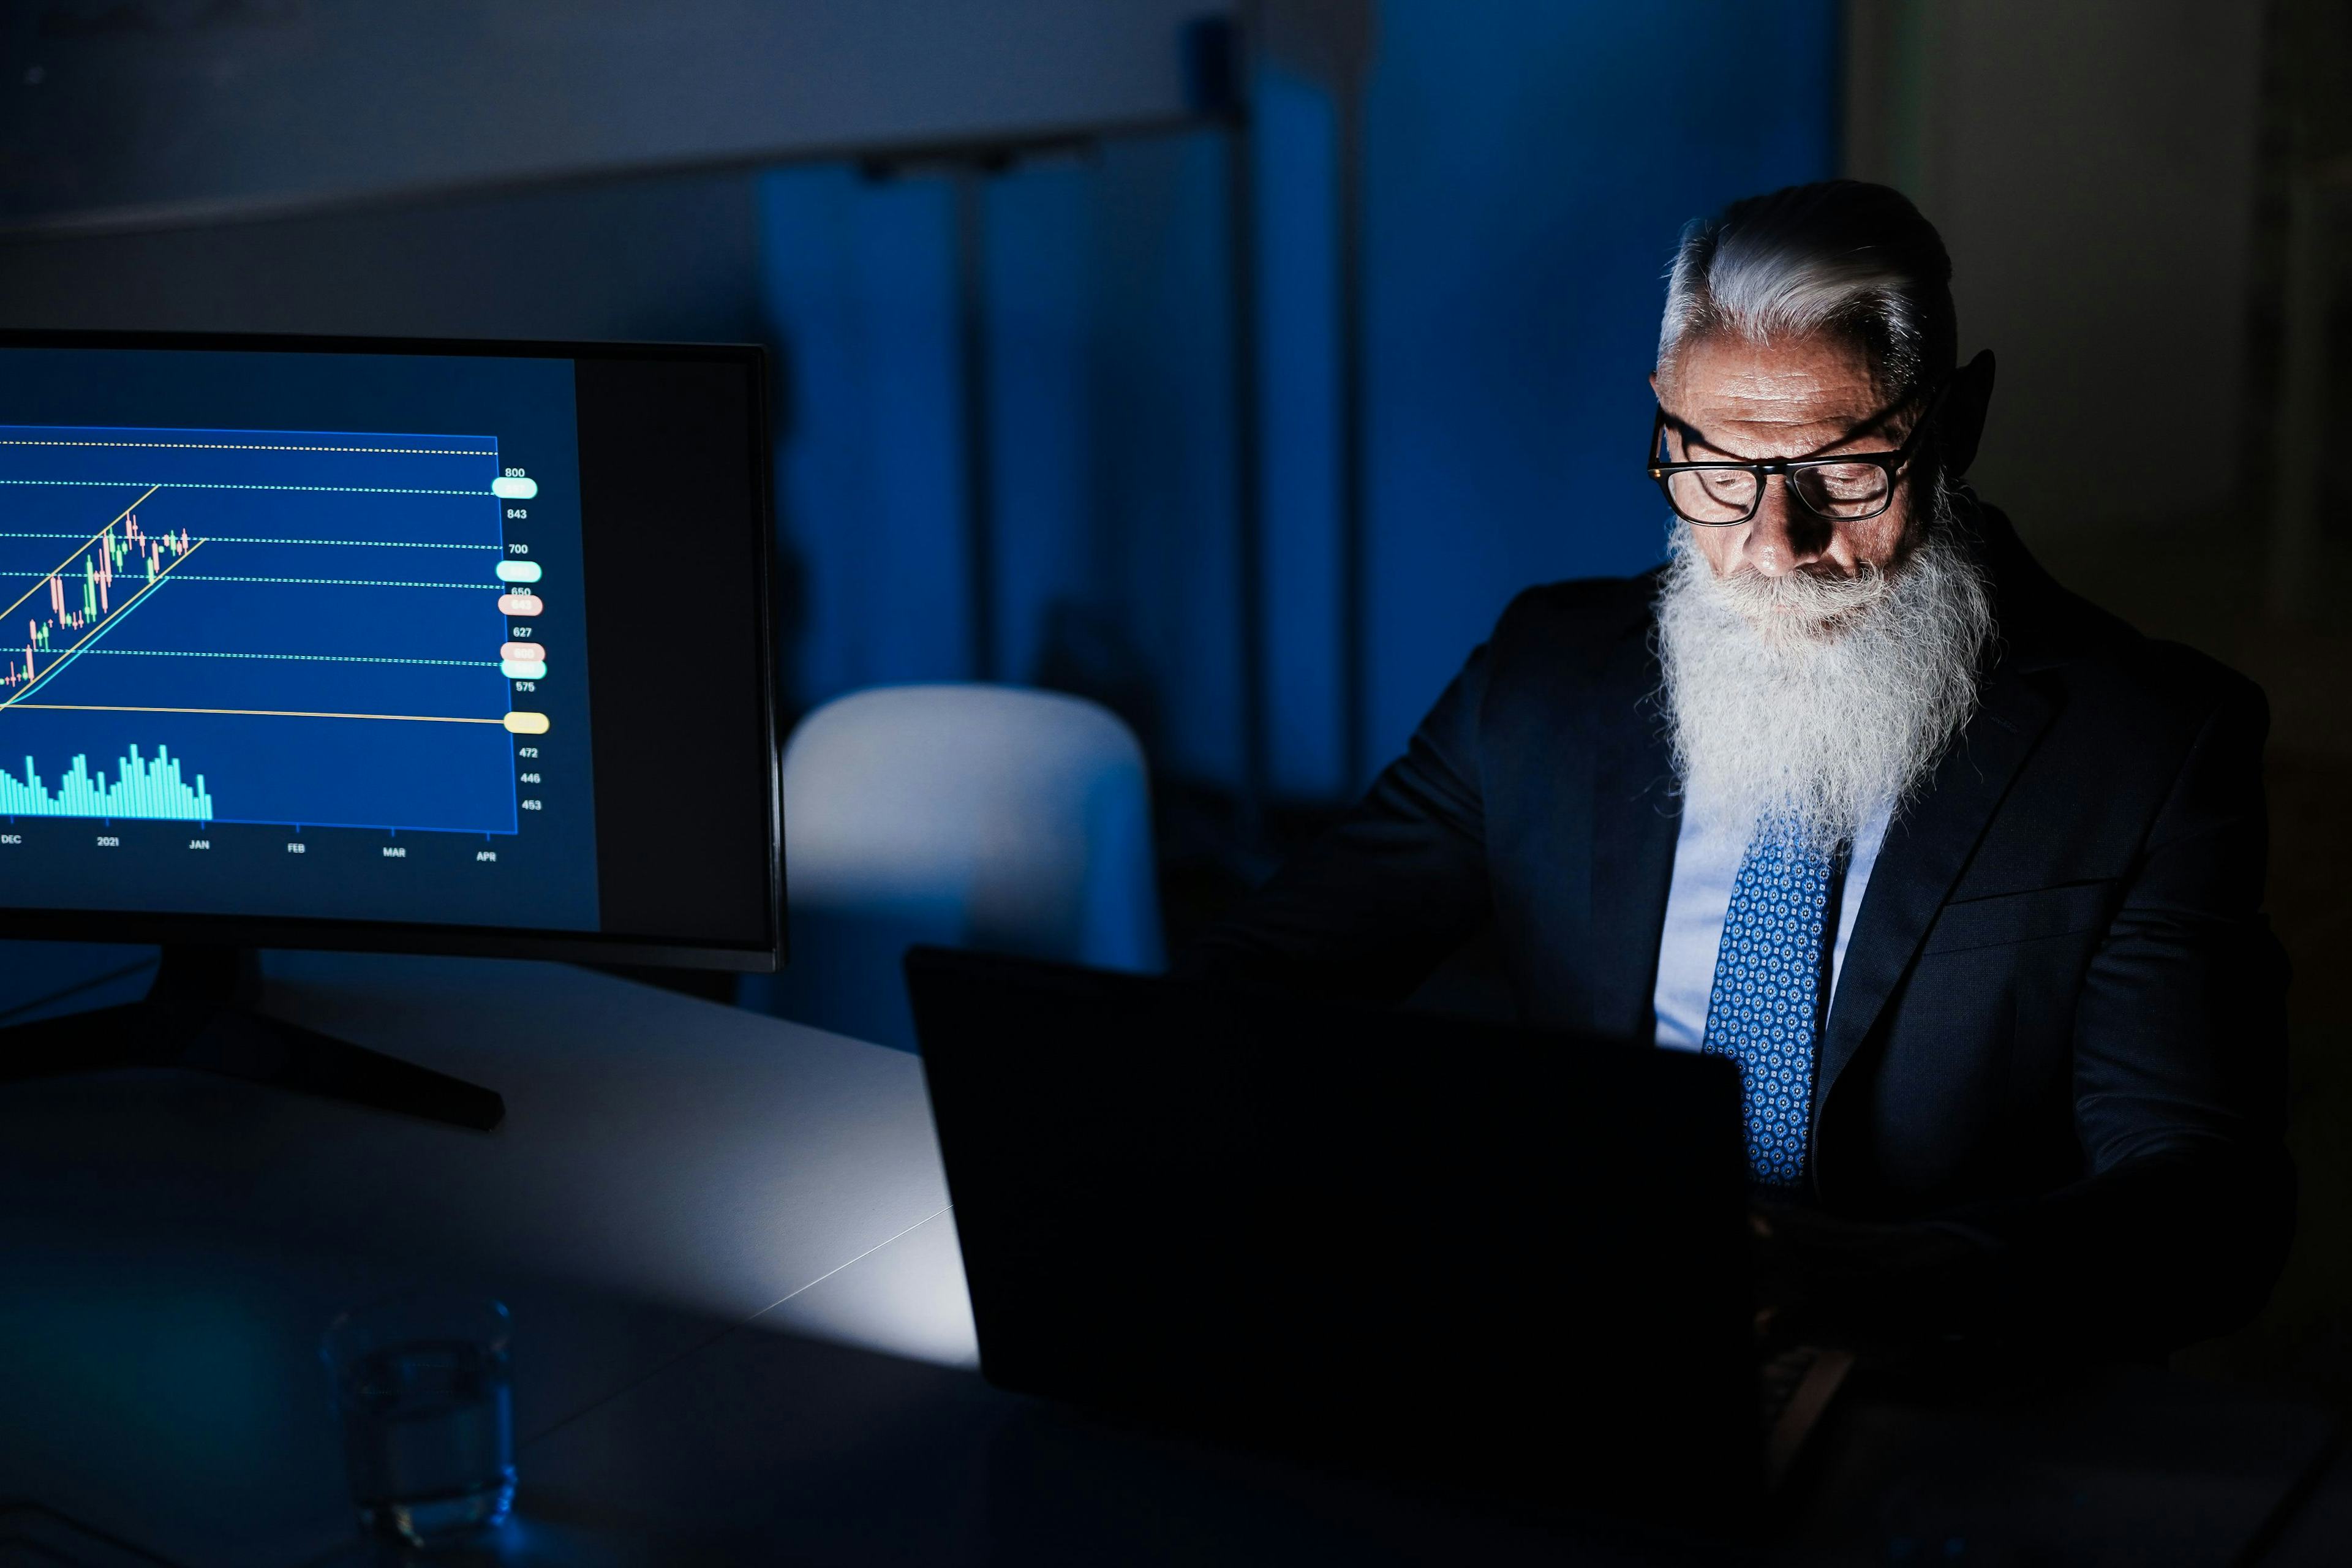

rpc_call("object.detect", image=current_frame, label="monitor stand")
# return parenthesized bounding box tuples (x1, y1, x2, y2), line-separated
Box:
(0, 943, 504, 1131)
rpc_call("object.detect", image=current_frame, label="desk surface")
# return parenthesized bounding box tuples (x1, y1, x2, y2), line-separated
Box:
(1, 946, 2343, 1566)
(1, 948, 979, 1566)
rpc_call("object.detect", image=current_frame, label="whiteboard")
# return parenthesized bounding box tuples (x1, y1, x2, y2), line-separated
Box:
(2, 0, 1229, 234)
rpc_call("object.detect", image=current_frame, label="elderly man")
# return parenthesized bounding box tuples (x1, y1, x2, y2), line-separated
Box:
(1181, 179, 2291, 1358)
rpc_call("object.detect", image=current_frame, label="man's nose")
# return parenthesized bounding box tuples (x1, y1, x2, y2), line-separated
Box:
(1740, 475, 1828, 577)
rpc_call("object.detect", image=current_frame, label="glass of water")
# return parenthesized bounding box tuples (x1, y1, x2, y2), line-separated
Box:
(322, 1294, 516, 1550)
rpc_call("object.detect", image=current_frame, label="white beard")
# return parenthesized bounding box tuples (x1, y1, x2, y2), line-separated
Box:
(1653, 497, 1994, 852)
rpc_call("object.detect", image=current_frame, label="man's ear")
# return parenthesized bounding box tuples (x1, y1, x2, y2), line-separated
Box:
(1940, 349, 1996, 479)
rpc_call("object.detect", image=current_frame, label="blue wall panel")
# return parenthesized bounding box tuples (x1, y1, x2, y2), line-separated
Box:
(1254, 66, 1347, 801)
(1361, 0, 1839, 774)
(984, 164, 1096, 688)
(1088, 132, 1243, 786)
(755, 1, 1837, 797)
(757, 141, 1245, 788)
(758, 167, 970, 702)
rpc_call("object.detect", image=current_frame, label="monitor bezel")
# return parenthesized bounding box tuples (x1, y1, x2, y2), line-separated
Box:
(0, 327, 786, 973)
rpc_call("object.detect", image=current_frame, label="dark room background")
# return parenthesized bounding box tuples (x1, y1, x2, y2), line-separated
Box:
(2, 0, 2346, 1396)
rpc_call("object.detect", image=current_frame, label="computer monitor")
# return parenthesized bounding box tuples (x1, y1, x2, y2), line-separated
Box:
(0, 330, 785, 1127)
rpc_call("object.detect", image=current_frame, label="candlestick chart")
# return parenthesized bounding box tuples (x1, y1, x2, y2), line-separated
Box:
(0, 423, 524, 833)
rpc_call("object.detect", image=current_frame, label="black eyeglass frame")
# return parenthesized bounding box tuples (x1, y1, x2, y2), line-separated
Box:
(1645, 378, 1949, 526)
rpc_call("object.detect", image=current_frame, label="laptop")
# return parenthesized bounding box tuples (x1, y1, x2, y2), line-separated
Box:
(905, 947, 1760, 1526)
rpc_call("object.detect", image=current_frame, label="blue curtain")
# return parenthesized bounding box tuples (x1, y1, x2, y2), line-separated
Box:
(755, 0, 1839, 798)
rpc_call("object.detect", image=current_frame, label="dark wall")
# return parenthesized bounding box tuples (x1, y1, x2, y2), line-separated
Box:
(0, 0, 1842, 806)
(1844, 0, 2267, 537)
(0, 173, 762, 342)
(1, 0, 1212, 228)
(758, 0, 1841, 799)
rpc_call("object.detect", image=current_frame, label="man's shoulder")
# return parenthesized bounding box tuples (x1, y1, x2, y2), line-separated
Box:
(2052, 627, 2268, 748)
(2000, 562, 2263, 737)
(1979, 505, 2265, 736)
(1487, 570, 1662, 658)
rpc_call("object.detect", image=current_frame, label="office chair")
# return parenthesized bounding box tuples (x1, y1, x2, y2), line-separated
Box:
(747, 684, 1163, 1050)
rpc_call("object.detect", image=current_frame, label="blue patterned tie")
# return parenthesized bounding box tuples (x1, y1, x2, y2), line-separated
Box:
(1702, 830, 1837, 1186)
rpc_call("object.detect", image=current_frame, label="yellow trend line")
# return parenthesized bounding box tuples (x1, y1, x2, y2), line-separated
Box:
(0, 537, 206, 710)
(0, 484, 164, 627)
(1, 703, 503, 725)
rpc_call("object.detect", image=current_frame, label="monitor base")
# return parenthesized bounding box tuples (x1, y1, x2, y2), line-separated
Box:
(0, 943, 505, 1131)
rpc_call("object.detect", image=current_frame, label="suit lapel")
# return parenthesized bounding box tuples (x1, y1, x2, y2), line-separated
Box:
(1587, 623, 1681, 1041)
(1815, 666, 2057, 1113)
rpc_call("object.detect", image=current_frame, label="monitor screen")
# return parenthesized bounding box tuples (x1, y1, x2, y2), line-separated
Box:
(0, 331, 781, 970)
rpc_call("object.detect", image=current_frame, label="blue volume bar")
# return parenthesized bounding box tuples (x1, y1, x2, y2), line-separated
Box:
(0, 744, 214, 820)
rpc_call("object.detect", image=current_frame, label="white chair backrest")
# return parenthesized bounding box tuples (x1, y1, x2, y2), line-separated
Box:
(763, 684, 1161, 1047)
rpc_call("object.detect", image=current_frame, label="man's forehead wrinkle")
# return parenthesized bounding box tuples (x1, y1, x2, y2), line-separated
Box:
(1677, 405, 1877, 462)
(1716, 361, 1840, 402)
(1700, 366, 1877, 423)
(1665, 343, 1892, 461)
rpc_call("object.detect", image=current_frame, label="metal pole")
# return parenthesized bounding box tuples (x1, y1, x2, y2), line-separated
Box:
(1228, 91, 1268, 840)
(954, 167, 999, 680)
(1335, 70, 1368, 790)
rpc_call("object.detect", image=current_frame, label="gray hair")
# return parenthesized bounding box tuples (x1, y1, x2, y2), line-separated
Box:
(1657, 180, 1957, 404)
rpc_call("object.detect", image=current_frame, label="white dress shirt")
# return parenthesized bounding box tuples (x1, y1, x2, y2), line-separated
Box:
(1650, 804, 1893, 1053)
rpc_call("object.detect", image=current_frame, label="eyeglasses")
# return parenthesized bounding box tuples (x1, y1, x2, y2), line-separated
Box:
(1645, 380, 1946, 526)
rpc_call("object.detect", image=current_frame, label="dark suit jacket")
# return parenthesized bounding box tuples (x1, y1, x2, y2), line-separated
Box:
(1180, 507, 2293, 1354)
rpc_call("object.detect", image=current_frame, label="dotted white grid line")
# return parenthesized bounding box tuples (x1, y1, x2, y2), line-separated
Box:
(0, 479, 484, 496)
(0, 440, 492, 455)
(61, 649, 499, 668)
(0, 531, 498, 549)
